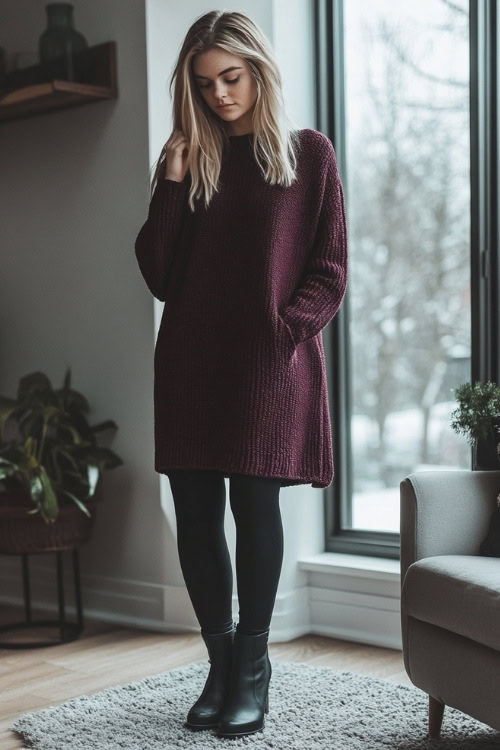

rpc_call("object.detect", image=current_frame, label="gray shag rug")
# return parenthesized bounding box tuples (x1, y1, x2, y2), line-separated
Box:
(11, 659, 500, 749)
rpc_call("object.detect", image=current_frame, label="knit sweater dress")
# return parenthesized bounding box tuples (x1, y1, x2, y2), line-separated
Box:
(134, 128, 348, 488)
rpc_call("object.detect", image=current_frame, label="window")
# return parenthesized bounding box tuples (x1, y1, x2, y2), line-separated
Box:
(316, 0, 497, 558)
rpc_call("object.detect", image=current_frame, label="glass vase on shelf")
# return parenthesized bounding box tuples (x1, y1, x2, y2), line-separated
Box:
(38, 3, 88, 83)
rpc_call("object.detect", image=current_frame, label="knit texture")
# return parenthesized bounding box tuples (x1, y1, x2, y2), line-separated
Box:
(134, 128, 348, 488)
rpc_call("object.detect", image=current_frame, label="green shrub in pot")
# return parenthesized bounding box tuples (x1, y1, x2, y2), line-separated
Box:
(0, 368, 123, 524)
(450, 381, 500, 469)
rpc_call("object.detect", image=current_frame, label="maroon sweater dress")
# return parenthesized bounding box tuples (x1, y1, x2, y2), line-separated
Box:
(134, 128, 348, 488)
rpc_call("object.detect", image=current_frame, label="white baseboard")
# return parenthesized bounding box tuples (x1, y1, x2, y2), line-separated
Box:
(308, 586, 402, 649)
(0, 554, 402, 649)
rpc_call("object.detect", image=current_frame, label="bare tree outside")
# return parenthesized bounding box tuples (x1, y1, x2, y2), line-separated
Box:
(344, 0, 470, 531)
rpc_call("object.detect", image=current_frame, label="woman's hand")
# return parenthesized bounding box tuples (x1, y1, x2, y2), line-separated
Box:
(163, 129, 189, 182)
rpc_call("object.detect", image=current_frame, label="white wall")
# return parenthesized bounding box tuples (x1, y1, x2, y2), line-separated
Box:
(0, 0, 328, 641)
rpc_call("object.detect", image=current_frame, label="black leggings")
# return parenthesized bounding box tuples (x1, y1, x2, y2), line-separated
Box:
(167, 469, 284, 636)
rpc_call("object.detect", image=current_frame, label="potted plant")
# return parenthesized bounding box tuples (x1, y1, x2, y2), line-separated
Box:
(450, 381, 500, 470)
(0, 368, 123, 554)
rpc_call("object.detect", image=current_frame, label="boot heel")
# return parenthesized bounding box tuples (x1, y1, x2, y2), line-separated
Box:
(265, 692, 269, 714)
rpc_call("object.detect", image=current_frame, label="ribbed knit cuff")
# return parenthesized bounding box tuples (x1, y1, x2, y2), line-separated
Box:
(155, 177, 189, 215)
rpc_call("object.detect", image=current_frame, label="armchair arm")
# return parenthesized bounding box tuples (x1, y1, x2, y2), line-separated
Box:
(400, 469, 500, 586)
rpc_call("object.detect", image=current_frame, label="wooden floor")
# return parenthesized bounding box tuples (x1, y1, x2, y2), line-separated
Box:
(0, 603, 412, 750)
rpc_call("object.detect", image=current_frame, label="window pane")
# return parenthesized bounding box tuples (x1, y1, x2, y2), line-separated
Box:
(343, 0, 470, 533)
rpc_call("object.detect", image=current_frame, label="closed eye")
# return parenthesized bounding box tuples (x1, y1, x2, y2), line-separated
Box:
(199, 77, 240, 89)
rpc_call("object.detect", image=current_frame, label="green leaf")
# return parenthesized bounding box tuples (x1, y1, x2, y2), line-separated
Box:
(87, 464, 100, 496)
(0, 458, 18, 480)
(60, 489, 91, 517)
(17, 372, 53, 405)
(37, 467, 59, 522)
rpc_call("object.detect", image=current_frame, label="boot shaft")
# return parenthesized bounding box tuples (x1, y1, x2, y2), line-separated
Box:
(201, 623, 236, 667)
(230, 629, 272, 691)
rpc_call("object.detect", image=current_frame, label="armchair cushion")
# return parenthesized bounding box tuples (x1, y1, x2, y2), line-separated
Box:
(401, 554, 500, 652)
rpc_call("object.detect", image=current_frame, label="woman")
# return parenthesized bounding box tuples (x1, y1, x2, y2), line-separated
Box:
(134, 9, 348, 740)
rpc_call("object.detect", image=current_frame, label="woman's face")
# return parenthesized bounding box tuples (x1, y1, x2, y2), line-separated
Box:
(192, 48, 257, 133)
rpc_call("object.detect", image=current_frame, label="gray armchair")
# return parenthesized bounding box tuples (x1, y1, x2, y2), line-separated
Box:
(400, 469, 500, 737)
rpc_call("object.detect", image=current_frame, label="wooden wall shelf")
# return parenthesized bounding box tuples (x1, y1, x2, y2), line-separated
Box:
(0, 41, 117, 123)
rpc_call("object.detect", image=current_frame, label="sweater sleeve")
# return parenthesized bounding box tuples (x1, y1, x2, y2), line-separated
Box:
(278, 139, 348, 346)
(134, 177, 189, 302)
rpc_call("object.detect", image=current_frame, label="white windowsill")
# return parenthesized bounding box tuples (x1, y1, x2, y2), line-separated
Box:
(298, 552, 401, 581)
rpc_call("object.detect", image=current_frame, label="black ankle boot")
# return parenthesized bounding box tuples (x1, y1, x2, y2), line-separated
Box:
(216, 628, 271, 737)
(185, 622, 235, 731)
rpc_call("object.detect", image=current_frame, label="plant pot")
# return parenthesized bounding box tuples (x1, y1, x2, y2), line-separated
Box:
(0, 491, 95, 555)
(473, 419, 500, 470)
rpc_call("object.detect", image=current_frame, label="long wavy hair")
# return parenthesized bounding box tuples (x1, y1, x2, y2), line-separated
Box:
(149, 10, 302, 212)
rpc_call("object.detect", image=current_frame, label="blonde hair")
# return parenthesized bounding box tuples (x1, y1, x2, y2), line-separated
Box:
(150, 10, 302, 211)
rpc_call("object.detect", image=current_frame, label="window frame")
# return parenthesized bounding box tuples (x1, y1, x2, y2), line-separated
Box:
(315, 0, 498, 560)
